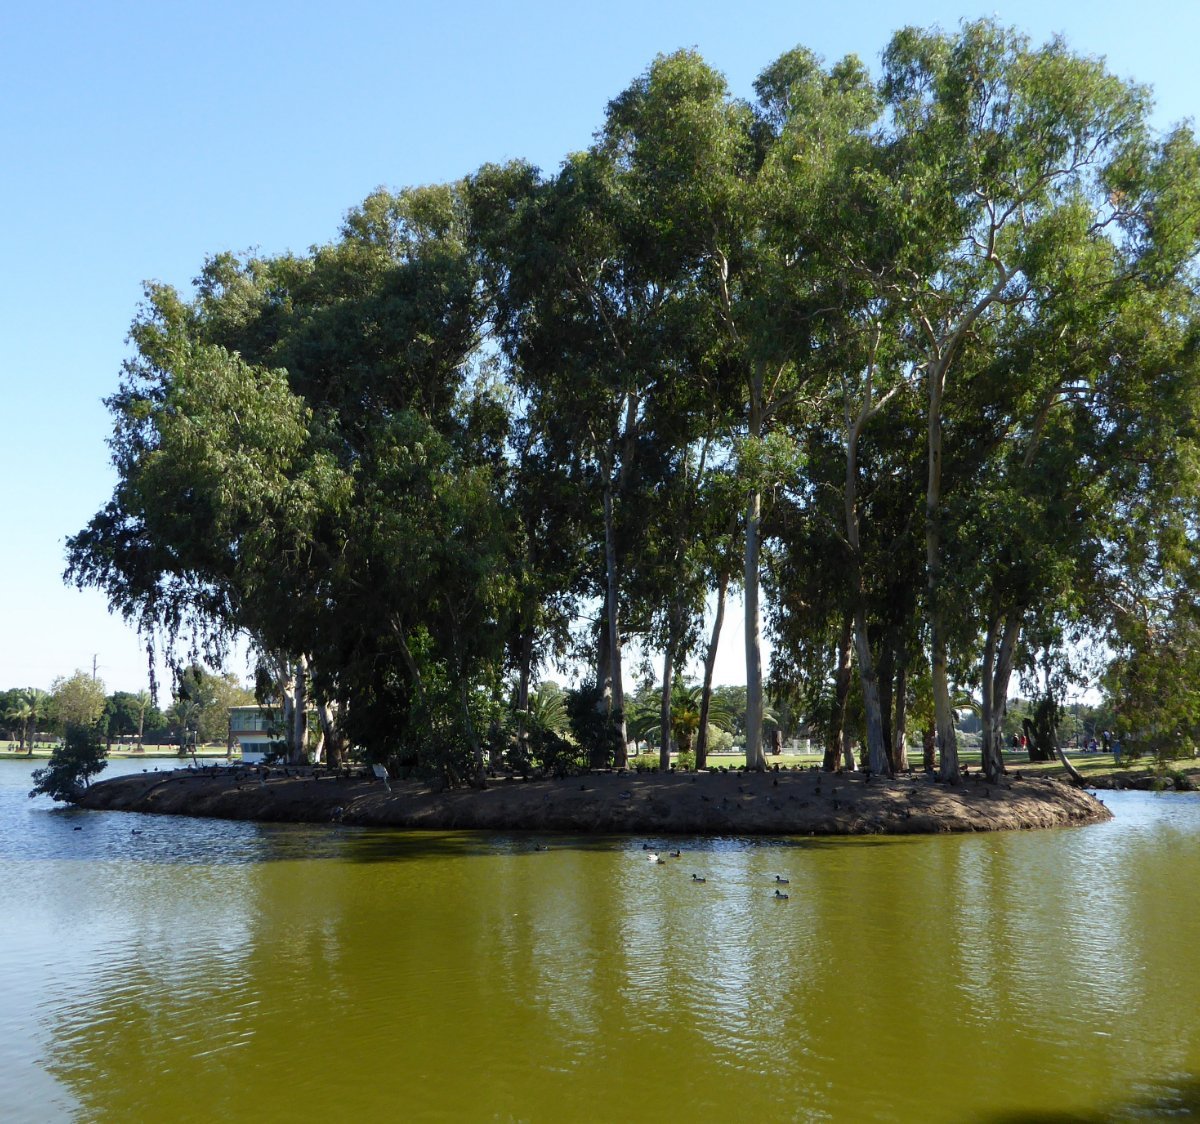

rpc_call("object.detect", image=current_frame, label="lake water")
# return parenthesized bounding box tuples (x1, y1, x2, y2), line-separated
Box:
(3, 757, 1200, 1122)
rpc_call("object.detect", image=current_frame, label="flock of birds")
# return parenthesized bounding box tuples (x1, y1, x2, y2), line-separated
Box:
(640, 843, 792, 899)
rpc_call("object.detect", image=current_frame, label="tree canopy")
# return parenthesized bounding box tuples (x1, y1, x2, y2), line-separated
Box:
(67, 21, 1200, 781)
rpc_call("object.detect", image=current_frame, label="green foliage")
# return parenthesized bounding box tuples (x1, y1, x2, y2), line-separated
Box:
(62, 23, 1200, 778)
(29, 724, 107, 802)
(50, 672, 107, 733)
(1103, 594, 1200, 765)
(565, 682, 625, 769)
(171, 665, 254, 744)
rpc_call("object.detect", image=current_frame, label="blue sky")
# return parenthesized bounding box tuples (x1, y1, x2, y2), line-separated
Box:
(2, 0, 1196, 695)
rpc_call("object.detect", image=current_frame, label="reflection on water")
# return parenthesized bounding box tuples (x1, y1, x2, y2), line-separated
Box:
(3, 758, 1200, 1121)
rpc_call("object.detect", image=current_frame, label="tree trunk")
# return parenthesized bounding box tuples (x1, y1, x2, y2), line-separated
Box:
(824, 614, 854, 772)
(1053, 732, 1087, 785)
(602, 480, 629, 766)
(844, 394, 890, 776)
(982, 614, 1021, 782)
(878, 634, 895, 771)
(744, 485, 765, 771)
(459, 678, 486, 786)
(980, 616, 1001, 783)
(659, 623, 675, 772)
(923, 727, 936, 773)
(515, 628, 534, 765)
(743, 359, 766, 772)
(926, 359, 960, 783)
(317, 702, 345, 769)
(279, 665, 296, 760)
(892, 659, 909, 772)
(853, 610, 891, 776)
(595, 616, 611, 707)
(291, 656, 308, 765)
(696, 569, 729, 771)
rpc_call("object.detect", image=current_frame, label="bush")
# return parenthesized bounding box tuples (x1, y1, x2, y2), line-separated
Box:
(565, 681, 625, 768)
(30, 724, 108, 802)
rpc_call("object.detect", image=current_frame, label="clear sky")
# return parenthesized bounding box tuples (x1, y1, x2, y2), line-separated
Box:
(2, 0, 1197, 696)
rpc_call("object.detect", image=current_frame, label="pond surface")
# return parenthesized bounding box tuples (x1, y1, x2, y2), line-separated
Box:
(3, 757, 1199, 1122)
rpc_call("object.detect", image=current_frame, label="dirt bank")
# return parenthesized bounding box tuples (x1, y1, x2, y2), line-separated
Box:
(76, 766, 1111, 835)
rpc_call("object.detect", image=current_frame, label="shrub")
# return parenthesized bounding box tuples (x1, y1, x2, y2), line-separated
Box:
(30, 723, 108, 802)
(565, 681, 625, 768)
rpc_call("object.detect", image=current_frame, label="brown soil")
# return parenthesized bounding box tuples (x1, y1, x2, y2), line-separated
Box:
(77, 766, 1111, 835)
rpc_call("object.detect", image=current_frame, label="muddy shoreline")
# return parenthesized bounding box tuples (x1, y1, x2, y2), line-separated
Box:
(76, 766, 1112, 835)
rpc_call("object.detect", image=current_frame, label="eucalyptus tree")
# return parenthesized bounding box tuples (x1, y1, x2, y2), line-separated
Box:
(68, 183, 516, 778)
(800, 21, 1200, 782)
(471, 144, 704, 763)
(693, 469, 743, 771)
(601, 47, 853, 770)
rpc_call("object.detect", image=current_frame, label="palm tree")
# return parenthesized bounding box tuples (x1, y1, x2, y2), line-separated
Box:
(632, 681, 740, 765)
(134, 690, 151, 752)
(6, 696, 32, 752)
(526, 683, 567, 735)
(25, 689, 49, 752)
(172, 700, 202, 765)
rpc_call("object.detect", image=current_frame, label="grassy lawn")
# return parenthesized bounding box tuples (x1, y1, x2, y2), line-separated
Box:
(1, 741, 234, 760)
(627, 745, 1200, 781)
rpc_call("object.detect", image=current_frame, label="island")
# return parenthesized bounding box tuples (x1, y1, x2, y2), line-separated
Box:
(77, 766, 1111, 835)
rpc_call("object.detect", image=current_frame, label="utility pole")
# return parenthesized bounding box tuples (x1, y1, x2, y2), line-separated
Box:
(92, 654, 99, 682)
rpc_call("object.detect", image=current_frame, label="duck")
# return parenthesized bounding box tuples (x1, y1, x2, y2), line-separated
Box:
(669, 849, 682, 858)
(775, 875, 789, 884)
(646, 852, 660, 863)
(691, 874, 707, 883)
(774, 889, 790, 900)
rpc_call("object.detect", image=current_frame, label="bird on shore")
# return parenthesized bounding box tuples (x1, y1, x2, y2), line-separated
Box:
(691, 874, 706, 883)
(774, 889, 789, 900)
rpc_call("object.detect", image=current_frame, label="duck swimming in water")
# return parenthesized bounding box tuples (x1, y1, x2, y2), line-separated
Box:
(774, 889, 789, 900)
(775, 875, 790, 884)
(691, 874, 706, 883)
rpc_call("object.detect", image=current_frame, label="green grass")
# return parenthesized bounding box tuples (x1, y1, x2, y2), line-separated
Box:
(627, 745, 1200, 780)
(2, 741, 234, 760)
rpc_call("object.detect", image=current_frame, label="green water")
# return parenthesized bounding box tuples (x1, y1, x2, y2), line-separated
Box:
(3, 759, 1199, 1122)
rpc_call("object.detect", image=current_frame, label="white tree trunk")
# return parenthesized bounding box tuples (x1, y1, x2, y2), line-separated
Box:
(602, 480, 629, 764)
(744, 486, 765, 771)
(696, 570, 729, 771)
